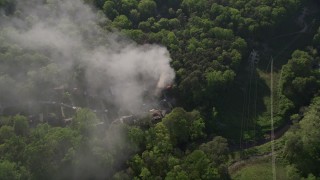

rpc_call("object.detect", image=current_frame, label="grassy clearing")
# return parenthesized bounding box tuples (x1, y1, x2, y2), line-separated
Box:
(256, 69, 284, 131)
(228, 132, 286, 165)
(231, 157, 288, 180)
(229, 132, 288, 180)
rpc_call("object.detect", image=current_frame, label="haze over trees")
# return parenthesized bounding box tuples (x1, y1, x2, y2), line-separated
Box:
(0, 0, 319, 179)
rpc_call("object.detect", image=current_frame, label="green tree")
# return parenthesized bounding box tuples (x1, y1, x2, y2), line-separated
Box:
(0, 126, 14, 143)
(206, 70, 235, 92)
(138, 21, 152, 32)
(286, 165, 301, 180)
(199, 136, 229, 166)
(211, 27, 234, 40)
(13, 115, 29, 137)
(280, 50, 319, 106)
(162, 108, 205, 146)
(71, 108, 98, 136)
(299, 97, 320, 175)
(0, 135, 26, 163)
(120, 0, 138, 14)
(122, 29, 146, 43)
(139, 167, 152, 179)
(127, 126, 145, 151)
(181, 0, 207, 15)
(162, 108, 189, 145)
(0, 160, 29, 180)
(103, 1, 119, 20)
(165, 165, 188, 180)
(182, 150, 220, 179)
(129, 9, 140, 25)
(25, 125, 81, 179)
(284, 97, 320, 175)
(113, 15, 132, 29)
(138, 0, 157, 20)
(148, 122, 173, 153)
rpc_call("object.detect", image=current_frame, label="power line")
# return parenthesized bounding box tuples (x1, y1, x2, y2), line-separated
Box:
(270, 57, 276, 180)
(239, 51, 253, 149)
(253, 66, 258, 145)
(240, 50, 260, 148)
(246, 63, 254, 147)
(251, 50, 259, 146)
(239, 85, 248, 149)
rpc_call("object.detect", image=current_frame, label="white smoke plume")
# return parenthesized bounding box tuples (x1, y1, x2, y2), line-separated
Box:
(1, 0, 175, 114)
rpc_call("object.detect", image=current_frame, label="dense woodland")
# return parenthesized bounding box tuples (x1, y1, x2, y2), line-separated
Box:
(0, 0, 319, 179)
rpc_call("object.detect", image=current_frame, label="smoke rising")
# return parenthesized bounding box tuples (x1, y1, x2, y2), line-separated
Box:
(1, 0, 175, 114)
(0, 0, 176, 178)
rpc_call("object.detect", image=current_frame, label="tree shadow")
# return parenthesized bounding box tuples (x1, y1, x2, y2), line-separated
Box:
(214, 63, 270, 146)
